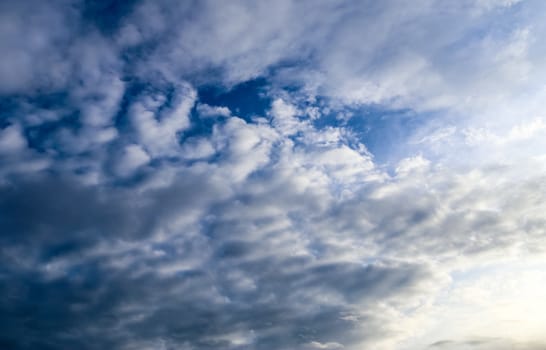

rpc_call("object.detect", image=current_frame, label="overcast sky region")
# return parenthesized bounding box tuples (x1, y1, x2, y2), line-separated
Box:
(2, 1, 546, 349)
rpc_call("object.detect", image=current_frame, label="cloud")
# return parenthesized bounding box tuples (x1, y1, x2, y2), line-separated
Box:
(196, 103, 232, 118)
(2, 101, 545, 348)
(270, 98, 303, 136)
(2, 1, 546, 349)
(428, 338, 546, 350)
(129, 82, 197, 157)
(0, 0, 75, 94)
(180, 137, 216, 160)
(0, 124, 26, 154)
(116, 0, 545, 115)
(304, 341, 345, 349)
(116, 144, 150, 176)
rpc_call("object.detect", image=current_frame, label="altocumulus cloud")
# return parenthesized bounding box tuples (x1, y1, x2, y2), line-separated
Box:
(1, 1, 546, 349)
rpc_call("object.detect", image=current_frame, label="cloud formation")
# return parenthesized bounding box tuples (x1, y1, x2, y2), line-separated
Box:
(1, 1, 546, 349)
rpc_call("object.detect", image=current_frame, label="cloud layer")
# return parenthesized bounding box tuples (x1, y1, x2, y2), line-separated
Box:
(1, 1, 546, 349)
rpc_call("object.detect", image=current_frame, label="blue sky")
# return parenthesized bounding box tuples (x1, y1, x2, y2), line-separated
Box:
(2, 1, 546, 349)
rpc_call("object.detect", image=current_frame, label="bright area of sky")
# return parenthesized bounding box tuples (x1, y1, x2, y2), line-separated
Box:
(1, 0, 546, 349)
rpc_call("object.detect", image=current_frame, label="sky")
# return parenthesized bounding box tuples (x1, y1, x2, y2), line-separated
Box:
(1, 0, 546, 349)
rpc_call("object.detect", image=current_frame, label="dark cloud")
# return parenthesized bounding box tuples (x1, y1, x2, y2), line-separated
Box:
(0, 174, 434, 349)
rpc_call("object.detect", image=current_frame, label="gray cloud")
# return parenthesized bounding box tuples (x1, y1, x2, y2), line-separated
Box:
(429, 338, 546, 350)
(2, 126, 544, 348)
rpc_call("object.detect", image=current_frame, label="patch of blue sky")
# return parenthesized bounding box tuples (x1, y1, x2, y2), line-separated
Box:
(197, 78, 271, 121)
(314, 104, 434, 166)
(0, 96, 20, 128)
(25, 116, 78, 155)
(0, 91, 70, 121)
(80, 0, 141, 35)
(1, 93, 80, 154)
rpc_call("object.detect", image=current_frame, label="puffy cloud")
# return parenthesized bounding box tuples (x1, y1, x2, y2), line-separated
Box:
(0, 124, 26, 154)
(196, 103, 232, 119)
(116, 144, 150, 176)
(180, 137, 216, 160)
(111, 0, 545, 117)
(2, 98, 545, 348)
(130, 83, 197, 157)
(269, 98, 308, 137)
(0, 0, 76, 94)
(2, 1, 546, 350)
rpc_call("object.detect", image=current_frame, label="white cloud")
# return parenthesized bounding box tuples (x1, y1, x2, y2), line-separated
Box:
(270, 98, 302, 136)
(196, 103, 231, 118)
(305, 341, 345, 349)
(116, 144, 150, 176)
(212, 116, 278, 182)
(395, 155, 431, 176)
(0, 124, 26, 154)
(180, 137, 216, 160)
(2, 1, 546, 349)
(130, 83, 197, 157)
